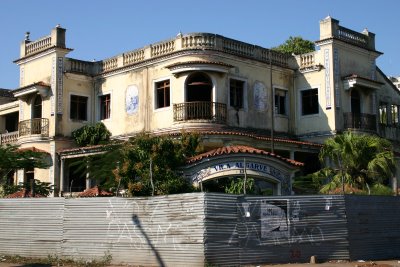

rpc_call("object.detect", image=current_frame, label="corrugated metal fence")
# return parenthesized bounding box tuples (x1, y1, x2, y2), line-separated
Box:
(0, 193, 205, 267)
(204, 194, 349, 266)
(345, 195, 400, 261)
(0, 193, 399, 266)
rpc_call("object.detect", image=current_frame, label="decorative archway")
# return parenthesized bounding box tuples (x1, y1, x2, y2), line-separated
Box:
(183, 145, 303, 195)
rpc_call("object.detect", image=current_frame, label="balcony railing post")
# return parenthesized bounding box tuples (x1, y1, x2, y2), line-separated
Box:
(18, 118, 49, 138)
(173, 102, 226, 124)
(343, 112, 376, 132)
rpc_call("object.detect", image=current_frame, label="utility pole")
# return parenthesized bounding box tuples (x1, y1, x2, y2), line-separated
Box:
(243, 158, 247, 195)
(269, 50, 275, 153)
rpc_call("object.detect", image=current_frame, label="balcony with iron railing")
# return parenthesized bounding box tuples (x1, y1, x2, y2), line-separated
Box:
(343, 112, 377, 132)
(18, 118, 49, 139)
(173, 102, 227, 124)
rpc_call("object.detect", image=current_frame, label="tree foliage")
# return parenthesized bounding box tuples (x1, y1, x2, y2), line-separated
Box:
(273, 36, 315, 55)
(0, 144, 49, 183)
(72, 122, 111, 147)
(2, 179, 53, 197)
(0, 144, 50, 197)
(73, 132, 200, 196)
(315, 131, 395, 194)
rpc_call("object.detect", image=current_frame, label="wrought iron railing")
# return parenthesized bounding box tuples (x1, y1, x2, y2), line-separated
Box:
(173, 102, 227, 124)
(343, 112, 376, 132)
(18, 118, 49, 137)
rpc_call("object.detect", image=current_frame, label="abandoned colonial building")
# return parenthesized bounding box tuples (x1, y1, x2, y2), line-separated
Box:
(1, 16, 399, 196)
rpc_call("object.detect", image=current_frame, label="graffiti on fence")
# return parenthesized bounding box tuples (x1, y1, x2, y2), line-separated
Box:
(105, 199, 195, 250)
(228, 198, 342, 247)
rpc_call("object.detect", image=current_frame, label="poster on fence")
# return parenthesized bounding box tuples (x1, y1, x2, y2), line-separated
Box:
(260, 199, 289, 239)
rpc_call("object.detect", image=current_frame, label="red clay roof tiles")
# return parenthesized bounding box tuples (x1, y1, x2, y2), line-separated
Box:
(188, 145, 304, 166)
(77, 186, 114, 197)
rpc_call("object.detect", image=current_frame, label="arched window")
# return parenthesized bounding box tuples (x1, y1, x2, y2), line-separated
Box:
(186, 72, 212, 102)
(32, 95, 42, 119)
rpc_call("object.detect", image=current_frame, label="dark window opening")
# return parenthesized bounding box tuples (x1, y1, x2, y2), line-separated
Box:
(275, 90, 287, 115)
(25, 167, 34, 184)
(230, 79, 244, 109)
(301, 89, 319, 115)
(67, 164, 86, 193)
(5, 112, 19, 132)
(32, 95, 42, 119)
(70, 95, 88, 121)
(156, 80, 170, 108)
(100, 94, 111, 120)
(351, 90, 361, 114)
(186, 73, 212, 102)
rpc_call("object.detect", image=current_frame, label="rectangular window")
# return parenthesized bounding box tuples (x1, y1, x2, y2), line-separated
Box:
(379, 102, 387, 125)
(100, 94, 111, 120)
(70, 95, 88, 121)
(156, 80, 170, 109)
(301, 89, 319, 115)
(230, 79, 244, 109)
(275, 89, 287, 115)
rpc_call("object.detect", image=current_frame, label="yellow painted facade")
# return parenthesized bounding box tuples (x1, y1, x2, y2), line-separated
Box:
(1, 16, 399, 195)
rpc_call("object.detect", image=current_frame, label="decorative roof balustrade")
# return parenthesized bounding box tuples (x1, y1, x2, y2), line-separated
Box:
(151, 40, 175, 57)
(123, 49, 145, 65)
(64, 33, 291, 76)
(336, 26, 369, 49)
(25, 36, 52, 56)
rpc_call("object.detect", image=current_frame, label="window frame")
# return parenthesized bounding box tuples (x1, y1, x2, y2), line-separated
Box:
(274, 87, 288, 116)
(99, 93, 111, 121)
(70, 94, 89, 121)
(229, 79, 245, 109)
(300, 88, 319, 116)
(228, 77, 247, 111)
(154, 79, 171, 110)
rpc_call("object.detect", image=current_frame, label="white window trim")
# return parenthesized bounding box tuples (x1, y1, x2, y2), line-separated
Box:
(68, 92, 91, 122)
(97, 91, 112, 122)
(273, 86, 289, 117)
(228, 76, 248, 111)
(153, 76, 172, 112)
(299, 86, 321, 118)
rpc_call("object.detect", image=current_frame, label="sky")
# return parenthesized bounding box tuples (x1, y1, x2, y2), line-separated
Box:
(0, 0, 399, 89)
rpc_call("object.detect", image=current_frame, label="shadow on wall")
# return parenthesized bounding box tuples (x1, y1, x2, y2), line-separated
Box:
(131, 214, 165, 267)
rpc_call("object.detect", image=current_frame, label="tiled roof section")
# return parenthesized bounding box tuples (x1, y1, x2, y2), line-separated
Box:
(187, 145, 304, 166)
(5, 189, 46, 198)
(77, 186, 114, 197)
(166, 129, 323, 148)
(17, 147, 49, 154)
(166, 61, 234, 69)
(0, 89, 15, 98)
(343, 74, 384, 85)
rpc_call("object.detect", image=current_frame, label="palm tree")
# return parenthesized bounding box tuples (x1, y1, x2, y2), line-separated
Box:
(318, 131, 395, 194)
